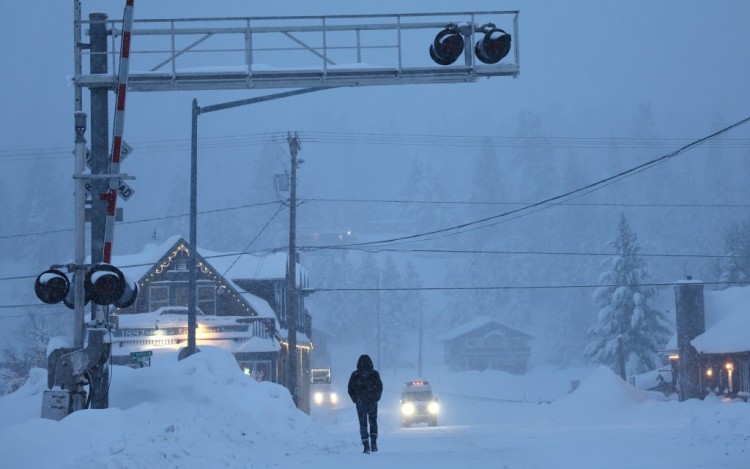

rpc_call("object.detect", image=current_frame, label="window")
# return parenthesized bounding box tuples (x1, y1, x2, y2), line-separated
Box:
(465, 337, 482, 348)
(173, 285, 188, 307)
(149, 285, 168, 311)
(484, 332, 506, 349)
(198, 285, 216, 315)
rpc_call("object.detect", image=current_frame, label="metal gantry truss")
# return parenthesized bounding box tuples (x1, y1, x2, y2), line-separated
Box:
(75, 10, 520, 92)
(69, 8, 521, 415)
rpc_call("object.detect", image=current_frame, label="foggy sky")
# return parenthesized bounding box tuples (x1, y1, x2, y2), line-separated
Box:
(2, 0, 750, 354)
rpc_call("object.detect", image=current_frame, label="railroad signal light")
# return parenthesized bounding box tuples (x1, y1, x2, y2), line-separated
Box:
(429, 26, 465, 65)
(34, 264, 137, 308)
(474, 27, 512, 64)
(429, 23, 512, 66)
(34, 270, 70, 305)
(85, 263, 138, 307)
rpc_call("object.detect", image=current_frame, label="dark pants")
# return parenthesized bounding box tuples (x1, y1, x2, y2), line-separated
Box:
(356, 401, 378, 441)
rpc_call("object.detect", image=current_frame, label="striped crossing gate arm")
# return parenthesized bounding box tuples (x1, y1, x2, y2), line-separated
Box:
(102, 0, 135, 264)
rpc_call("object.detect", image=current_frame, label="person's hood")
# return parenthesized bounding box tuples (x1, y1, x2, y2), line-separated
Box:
(357, 354, 374, 371)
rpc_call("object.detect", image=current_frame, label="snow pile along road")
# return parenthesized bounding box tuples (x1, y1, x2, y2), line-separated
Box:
(0, 347, 348, 468)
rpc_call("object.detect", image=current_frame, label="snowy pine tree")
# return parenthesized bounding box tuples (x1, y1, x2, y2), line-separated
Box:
(719, 219, 750, 286)
(380, 255, 408, 367)
(584, 214, 671, 376)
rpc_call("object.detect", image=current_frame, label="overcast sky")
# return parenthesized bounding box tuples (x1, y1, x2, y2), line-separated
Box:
(2, 0, 750, 317)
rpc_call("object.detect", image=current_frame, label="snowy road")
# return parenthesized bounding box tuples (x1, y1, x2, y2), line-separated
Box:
(300, 383, 748, 469)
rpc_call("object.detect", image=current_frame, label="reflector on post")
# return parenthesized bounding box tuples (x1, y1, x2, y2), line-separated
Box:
(34, 270, 70, 304)
(85, 263, 137, 307)
(429, 27, 464, 65)
(475, 27, 512, 64)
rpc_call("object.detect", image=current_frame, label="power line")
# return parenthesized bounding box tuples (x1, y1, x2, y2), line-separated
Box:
(307, 279, 746, 293)
(3, 130, 750, 164)
(304, 246, 737, 260)
(304, 115, 750, 251)
(302, 197, 750, 209)
(0, 200, 281, 240)
(0, 245, 742, 286)
(2, 280, 746, 319)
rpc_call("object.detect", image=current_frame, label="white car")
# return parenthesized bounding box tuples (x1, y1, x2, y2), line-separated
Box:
(400, 379, 439, 427)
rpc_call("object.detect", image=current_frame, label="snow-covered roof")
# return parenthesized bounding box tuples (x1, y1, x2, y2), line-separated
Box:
(437, 316, 534, 341)
(114, 235, 308, 287)
(691, 286, 750, 353)
(109, 236, 312, 326)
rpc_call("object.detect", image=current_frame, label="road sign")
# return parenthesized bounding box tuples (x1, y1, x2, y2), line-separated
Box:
(130, 350, 153, 358)
(84, 180, 136, 201)
(82, 141, 132, 169)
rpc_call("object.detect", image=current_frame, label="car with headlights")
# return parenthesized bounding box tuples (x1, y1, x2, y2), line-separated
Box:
(311, 368, 339, 407)
(400, 379, 439, 427)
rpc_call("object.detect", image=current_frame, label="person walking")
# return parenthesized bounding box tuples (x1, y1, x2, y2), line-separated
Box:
(347, 354, 383, 454)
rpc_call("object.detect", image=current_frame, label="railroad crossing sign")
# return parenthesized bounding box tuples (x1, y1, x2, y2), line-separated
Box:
(82, 141, 132, 169)
(84, 179, 136, 201)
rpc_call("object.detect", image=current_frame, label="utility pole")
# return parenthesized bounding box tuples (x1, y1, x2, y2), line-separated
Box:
(286, 132, 301, 406)
(418, 304, 423, 377)
(377, 270, 381, 370)
(88, 12, 109, 326)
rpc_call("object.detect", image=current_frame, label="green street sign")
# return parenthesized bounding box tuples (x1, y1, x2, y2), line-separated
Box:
(130, 350, 153, 358)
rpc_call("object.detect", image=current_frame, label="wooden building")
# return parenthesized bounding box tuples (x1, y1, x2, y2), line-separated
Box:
(438, 317, 534, 374)
(110, 236, 313, 411)
(667, 281, 750, 401)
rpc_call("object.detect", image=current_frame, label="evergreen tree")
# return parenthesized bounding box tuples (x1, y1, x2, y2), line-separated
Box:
(308, 250, 357, 341)
(719, 219, 750, 285)
(380, 255, 407, 367)
(584, 214, 671, 375)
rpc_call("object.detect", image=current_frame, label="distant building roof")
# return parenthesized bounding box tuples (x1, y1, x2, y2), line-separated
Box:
(691, 286, 750, 353)
(437, 316, 534, 341)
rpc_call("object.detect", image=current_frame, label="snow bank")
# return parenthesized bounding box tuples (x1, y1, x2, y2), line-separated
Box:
(0, 347, 347, 469)
(553, 366, 652, 417)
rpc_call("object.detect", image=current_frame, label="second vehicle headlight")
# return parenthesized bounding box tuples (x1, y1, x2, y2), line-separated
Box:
(330, 393, 338, 404)
(313, 392, 324, 405)
(401, 402, 415, 416)
(427, 401, 440, 414)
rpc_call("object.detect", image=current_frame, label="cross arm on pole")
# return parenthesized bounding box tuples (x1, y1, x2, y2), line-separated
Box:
(198, 87, 333, 115)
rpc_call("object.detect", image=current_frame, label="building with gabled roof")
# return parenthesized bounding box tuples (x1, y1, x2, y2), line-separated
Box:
(110, 235, 313, 411)
(437, 317, 534, 374)
(667, 281, 750, 401)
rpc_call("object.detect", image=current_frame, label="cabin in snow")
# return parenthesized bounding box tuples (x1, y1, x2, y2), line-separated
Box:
(110, 236, 314, 411)
(437, 317, 534, 374)
(665, 280, 750, 401)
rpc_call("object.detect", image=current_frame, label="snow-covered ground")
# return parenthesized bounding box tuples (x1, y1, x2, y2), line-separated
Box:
(1, 347, 748, 469)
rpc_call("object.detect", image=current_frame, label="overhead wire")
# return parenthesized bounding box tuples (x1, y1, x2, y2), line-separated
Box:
(300, 115, 750, 251)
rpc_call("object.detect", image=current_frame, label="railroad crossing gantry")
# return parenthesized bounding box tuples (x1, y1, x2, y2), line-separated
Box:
(70, 5, 521, 413)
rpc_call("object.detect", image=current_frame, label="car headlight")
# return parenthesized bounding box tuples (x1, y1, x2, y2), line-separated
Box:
(427, 401, 440, 414)
(314, 392, 323, 405)
(401, 402, 415, 416)
(330, 393, 338, 404)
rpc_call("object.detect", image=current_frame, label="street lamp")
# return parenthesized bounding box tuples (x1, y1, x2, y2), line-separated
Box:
(180, 89, 329, 408)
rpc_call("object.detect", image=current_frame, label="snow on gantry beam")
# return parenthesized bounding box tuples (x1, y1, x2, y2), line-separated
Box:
(75, 11, 520, 92)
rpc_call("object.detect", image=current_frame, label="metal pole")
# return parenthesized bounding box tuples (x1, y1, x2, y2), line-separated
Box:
(73, 112, 87, 349)
(185, 98, 199, 359)
(418, 304, 423, 377)
(287, 132, 300, 406)
(377, 270, 381, 369)
(72, 1, 85, 349)
(88, 13, 109, 322)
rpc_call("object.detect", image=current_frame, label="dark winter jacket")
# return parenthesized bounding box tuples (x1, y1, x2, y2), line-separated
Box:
(347, 354, 383, 404)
